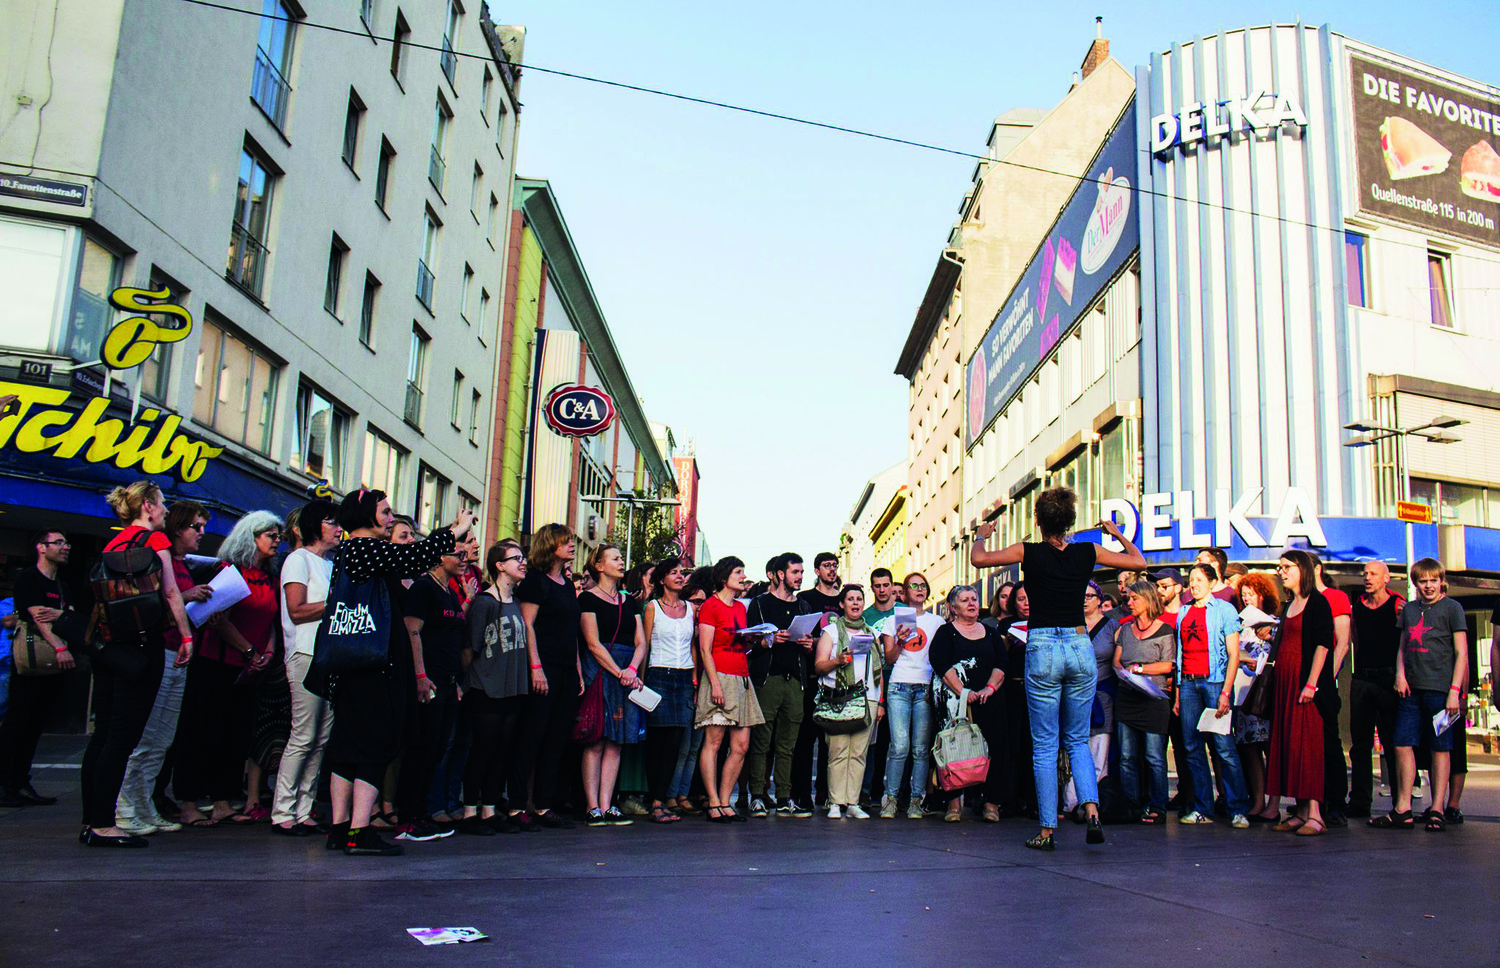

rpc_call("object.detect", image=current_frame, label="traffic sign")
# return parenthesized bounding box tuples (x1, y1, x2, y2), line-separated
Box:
(1395, 501, 1432, 525)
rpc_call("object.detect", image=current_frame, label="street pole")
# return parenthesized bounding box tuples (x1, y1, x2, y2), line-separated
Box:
(625, 498, 635, 570)
(1399, 431, 1414, 599)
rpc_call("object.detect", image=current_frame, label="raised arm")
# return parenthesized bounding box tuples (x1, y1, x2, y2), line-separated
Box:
(969, 522, 1023, 569)
(1092, 518, 1147, 570)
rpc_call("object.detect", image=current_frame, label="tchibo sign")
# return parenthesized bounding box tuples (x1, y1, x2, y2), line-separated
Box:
(1150, 90, 1309, 156)
(1098, 486, 1326, 552)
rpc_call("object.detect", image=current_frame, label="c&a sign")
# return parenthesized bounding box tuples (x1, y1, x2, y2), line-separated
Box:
(543, 384, 615, 438)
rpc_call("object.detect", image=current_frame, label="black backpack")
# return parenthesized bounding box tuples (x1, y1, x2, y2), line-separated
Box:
(89, 529, 165, 639)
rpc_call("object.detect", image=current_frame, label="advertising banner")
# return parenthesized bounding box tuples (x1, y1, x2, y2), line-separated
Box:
(1349, 52, 1500, 247)
(966, 101, 1139, 448)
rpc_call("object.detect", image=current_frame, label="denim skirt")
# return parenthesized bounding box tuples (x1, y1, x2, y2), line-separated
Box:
(645, 666, 695, 729)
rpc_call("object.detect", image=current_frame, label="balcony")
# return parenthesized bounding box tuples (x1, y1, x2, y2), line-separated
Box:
(251, 47, 292, 129)
(428, 144, 445, 193)
(403, 381, 424, 428)
(440, 35, 457, 85)
(227, 222, 270, 296)
(415, 259, 434, 308)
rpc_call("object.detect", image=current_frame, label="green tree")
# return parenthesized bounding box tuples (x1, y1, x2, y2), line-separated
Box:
(607, 505, 682, 567)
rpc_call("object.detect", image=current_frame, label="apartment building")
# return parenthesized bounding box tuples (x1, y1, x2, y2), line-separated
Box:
(0, 0, 523, 560)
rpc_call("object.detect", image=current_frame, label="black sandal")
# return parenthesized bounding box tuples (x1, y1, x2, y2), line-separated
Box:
(1422, 809, 1446, 832)
(1024, 832, 1055, 851)
(705, 804, 731, 824)
(1367, 809, 1414, 829)
(1138, 808, 1163, 825)
(649, 805, 680, 824)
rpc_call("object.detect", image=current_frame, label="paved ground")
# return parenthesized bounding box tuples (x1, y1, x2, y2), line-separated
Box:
(2, 737, 1497, 968)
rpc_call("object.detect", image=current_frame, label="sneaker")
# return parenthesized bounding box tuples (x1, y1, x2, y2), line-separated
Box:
(116, 817, 158, 836)
(325, 822, 349, 851)
(827, 804, 842, 819)
(749, 797, 770, 818)
(1230, 814, 1250, 829)
(146, 813, 183, 833)
(787, 800, 813, 818)
(394, 819, 453, 842)
(845, 804, 870, 820)
(344, 827, 404, 856)
(584, 809, 607, 827)
(1412, 786, 1423, 800)
(1378, 784, 1391, 798)
(457, 816, 496, 836)
(775, 799, 795, 817)
(619, 795, 649, 816)
(532, 810, 575, 830)
(506, 812, 539, 834)
(907, 803, 925, 820)
(880, 797, 898, 819)
(603, 807, 633, 826)
(1179, 811, 1214, 824)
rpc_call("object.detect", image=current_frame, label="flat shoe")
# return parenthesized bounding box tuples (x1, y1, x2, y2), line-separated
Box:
(1272, 818, 1305, 832)
(1294, 819, 1325, 837)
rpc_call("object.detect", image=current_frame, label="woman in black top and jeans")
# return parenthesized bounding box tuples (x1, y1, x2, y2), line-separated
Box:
(971, 487, 1146, 850)
(929, 586, 1007, 822)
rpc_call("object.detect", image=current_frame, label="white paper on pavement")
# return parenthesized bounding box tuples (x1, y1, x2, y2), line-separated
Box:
(1116, 666, 1169, 699)
(787, 613, 823, 640)
(1432, 708, 1459, 736)
(406, 928, 488, 946)
(1197, 708, 1233, 735)
(184, 564, 250, 627)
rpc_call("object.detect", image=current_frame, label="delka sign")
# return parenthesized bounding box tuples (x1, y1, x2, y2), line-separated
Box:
(543, 384, 615, 438)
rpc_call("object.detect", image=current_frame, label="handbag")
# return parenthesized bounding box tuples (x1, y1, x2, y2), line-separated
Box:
(812, 628, 871, 734)
(309, 556, 393, 677)
(12, 623, 62, 677)
(933, 690, 990, 791)
(571, 673, 605, 745)
(1240, 625, 1282, 720)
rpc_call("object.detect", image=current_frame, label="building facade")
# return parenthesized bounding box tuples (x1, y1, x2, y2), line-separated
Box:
(838, 461, 905, 588)
(0, 0, 523, 564)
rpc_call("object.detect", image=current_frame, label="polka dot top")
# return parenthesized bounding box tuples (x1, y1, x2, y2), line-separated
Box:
(337, 529, 456, 582)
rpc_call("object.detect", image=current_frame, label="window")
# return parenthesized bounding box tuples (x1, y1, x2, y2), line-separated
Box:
(416, 210, 438, 307)
(429, 97, 451, 193)
(360, 0, 374, 27)
(251, 0, 296, 128)
(358, 271, 379, 346)
(0, 217, 67, 352)
(486, 192, 499, 243)
(292, 382, 350, 485)
(1427, 250, 1453, 328)
(477, 288, 490, 341)
(480, 67, 493, 119)
(1344, 231, 1368, 308)
(460, 264, 474, 320)
(440, 0, 461, 85)
(341, 88, 365, 170)
(193, 312, 279, 454)
(64, 238, 120, 364)
(468, 388, 481, 443)
(1413, 478, 1496, 528)
(458, 488, 478, 515)
(375, 137, 395, 211)
(450, 369, 464, 427)
(389, 10, 409, 82)
(228, 145, 276, 296)
(138, 271, 186, 402)
(496, 98, 509, 156)
(469, 163, 483, 217)
(405, 324, 429, 427)
(417, 462, 451, 532)
(362, 426, 408, 506)
(323, 234, 348, 317)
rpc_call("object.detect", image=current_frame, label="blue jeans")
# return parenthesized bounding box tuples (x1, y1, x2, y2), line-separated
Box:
(1025, 626, 1099, 828)
(1178, 679, 1249, 815)
(1116, 722, 1168, 810)
(669, 727, 704, 798)
(883, 682, 934, 802)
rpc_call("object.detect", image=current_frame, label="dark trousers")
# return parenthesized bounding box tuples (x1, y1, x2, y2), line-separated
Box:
(1322, 690, 1347, 815)
(460, 690, 525, 807)
(173, 658, 253, 803)
(1169, 708, 1194, 804)
(646, 725, 685, 803)
(998, 681, 1034, 810)
(791, 678, 828, 807)
(518, 680, 580, 811)
(0, 669, 70, 790)
(397, 686, 459, 821)
(863, 711, 889, 803)
(81, 647, 164, 828)
(1348, 677, 1397, 812)
(746, 675, 803, 799)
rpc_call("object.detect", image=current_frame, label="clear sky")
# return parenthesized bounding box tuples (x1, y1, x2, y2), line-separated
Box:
(492, 0, 1496, 580)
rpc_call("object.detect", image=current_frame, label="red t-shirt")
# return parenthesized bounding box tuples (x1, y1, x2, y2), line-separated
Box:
(1180, 605, 1210, 676)
(105, 525, 171, 555)
(698, 595, 749, 678)
(164, 556, 195, 651)
(200, 565, 279, 667)
(1322, 587, 1352, 619)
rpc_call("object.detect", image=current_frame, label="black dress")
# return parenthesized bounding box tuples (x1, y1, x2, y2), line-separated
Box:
(320, 529, 456, 768)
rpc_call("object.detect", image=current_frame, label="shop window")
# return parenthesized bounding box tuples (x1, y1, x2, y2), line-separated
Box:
(193, 312, 279, 454)
(292, 382, 350, 486)
(362, 425, 408, 505)
(1344, 231, 1369, 308)
(1413, 478, 1492, 528)
(1427, 250, 1453, 328)
(138, 270, 185, 402)
(0, 217, 67, 352)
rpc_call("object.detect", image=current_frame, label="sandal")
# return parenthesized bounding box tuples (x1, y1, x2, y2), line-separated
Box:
(222, 812, 258, 825)
(1138, 808, 1163, 825)
(1294, 818, 1326, 837)
(1367, 809, 1414, 829)
(185, 817, 219, 828)
(1272, 816, 1306, 832)
(369, 810, 398, 829)
(241, 803, 271, 823)
(649, 805, 681, 824)
(1023, 832, 1055, 852)
(673, 797, 701, 815)
(1422, 809, 1446, 832)
(705, 804, 731, 824)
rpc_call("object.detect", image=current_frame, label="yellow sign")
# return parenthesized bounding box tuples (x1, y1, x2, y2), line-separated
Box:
(103, 286, 193, 371)
(0, 381, 223, 482)
(1396, 500, 1433, 525)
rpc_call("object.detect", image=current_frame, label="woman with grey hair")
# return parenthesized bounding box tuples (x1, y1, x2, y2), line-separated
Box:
(176, 511, 284, 827)
(928, 585, 1007, 822)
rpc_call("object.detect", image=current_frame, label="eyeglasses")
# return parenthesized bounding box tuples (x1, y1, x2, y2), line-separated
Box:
(908, 582, 928, 589)
(189, 522, 207, 532)
(502, 554, 525, 564)
(42, 539, 70, 547)
(259, 531, 282, 542)
(1083, 591, 1100, 600)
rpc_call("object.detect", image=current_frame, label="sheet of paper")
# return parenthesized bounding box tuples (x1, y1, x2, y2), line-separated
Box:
(1238, 605, 1278, 632)
(1232, 668, 1255, 706)
(1116, 666, 1168, 699)
(787, 612, 823, 640)
(1007, 622, 1028, 644)
(734, 622, 778, 649)
(1255, 653, 1267, 676)
(893, 606, 916, 627)
(184, 564, 250, 627)
(407, 928, 488, 946)
(846, 632, 875, 655)
(1432, 708, 1459, 736)
(1197, 707, 1233, 735)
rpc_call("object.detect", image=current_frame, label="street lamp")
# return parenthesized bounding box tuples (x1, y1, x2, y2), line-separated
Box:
(1342, 417, 1468, 595)
(579, 492, 681, 568)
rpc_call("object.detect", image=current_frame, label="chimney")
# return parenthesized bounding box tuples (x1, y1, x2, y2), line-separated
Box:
(1080, 16, 1109, 79)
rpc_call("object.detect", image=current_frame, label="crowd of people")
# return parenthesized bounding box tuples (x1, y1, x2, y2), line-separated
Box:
(0, 481, 1491, 854)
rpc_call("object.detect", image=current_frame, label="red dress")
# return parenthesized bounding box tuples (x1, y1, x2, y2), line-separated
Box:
(1264, 612, 1324, 801)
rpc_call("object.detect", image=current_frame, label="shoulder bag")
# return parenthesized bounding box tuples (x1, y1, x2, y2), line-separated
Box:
(812, 623, 871, 735)
(1240, 623, 1281, 720)
(308, 554, 393, 678)
(932, 689, 990, 791)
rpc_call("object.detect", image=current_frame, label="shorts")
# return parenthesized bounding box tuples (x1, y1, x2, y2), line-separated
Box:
(1394, 689, 1455, 752)
(694, 673, 765, 729)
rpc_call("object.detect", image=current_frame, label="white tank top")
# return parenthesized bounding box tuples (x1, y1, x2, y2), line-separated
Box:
(649, 599, 696, 669)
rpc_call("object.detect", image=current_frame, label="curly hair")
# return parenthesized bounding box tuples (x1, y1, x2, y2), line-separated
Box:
(219, 510, 282, 571)
(1034, 486, 1078, 538)
(1236, 571, 1282, 615)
